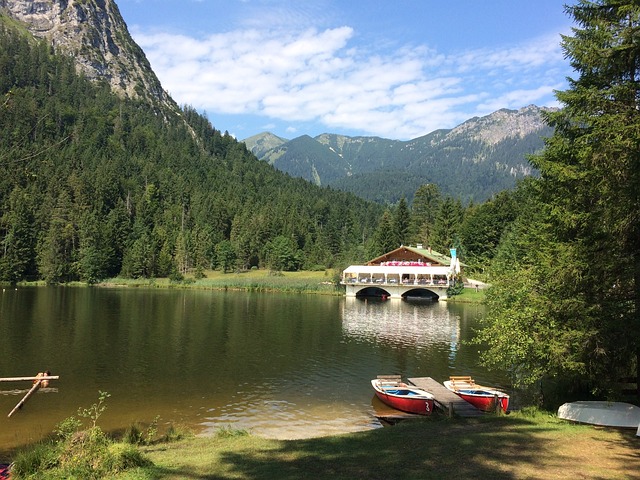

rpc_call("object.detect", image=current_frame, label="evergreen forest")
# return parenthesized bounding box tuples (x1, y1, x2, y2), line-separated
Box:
(0, 25, 385, 283)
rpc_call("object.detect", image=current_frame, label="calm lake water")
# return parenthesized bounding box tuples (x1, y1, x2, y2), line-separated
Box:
(0, 287, 507, 452)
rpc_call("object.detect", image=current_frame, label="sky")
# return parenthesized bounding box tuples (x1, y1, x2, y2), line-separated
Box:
(116, 0, 576, 141)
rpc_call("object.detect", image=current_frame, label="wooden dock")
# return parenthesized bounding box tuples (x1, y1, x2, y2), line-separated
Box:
(408, 377, 483, 417)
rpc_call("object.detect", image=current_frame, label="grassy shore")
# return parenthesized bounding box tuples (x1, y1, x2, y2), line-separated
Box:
(109, 409, 638, 479)
(97, 269, 485, 303)
(97, 269, 343, 295)
(12, 267, 487, 302)
(7, 409, 637, 479)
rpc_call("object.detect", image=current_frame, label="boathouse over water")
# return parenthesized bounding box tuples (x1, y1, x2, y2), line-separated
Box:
(341, 245, 460, 300)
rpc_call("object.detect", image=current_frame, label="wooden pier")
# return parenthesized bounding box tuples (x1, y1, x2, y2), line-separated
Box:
(408, 377, 483, 417)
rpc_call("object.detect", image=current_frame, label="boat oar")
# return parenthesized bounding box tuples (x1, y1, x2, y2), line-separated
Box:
(8, 379, 43, 417)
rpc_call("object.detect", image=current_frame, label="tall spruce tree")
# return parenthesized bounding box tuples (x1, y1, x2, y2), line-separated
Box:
(479, 0, 640, 398)
(430, 197, 463, 254)
(393, 198, 411, 247)
(410, 183, 441, 246)
(371, 210, 396, 257)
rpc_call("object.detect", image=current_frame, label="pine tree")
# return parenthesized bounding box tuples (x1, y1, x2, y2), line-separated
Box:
(393, 198, 411, 246)
(480, 0, 640, 396)
(0, 187, 37, 282)
(430, 197, 463, 254)
(371, 210, 396, 257)
(410, 184, 441, 245)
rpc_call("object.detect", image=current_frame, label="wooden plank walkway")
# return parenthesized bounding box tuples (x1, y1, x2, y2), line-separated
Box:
(408, 377, 483, 417)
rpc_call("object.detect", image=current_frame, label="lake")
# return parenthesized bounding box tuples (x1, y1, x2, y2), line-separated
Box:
(0, 286, 506, 452)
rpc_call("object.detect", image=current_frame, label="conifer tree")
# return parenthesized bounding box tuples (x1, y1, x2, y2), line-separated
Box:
(410, 183, 441, 246)
(371, 210, 396, 257)
(430, 197, 463, 254)
(393, 198, 411, 246)
(479, 0, 640, 396)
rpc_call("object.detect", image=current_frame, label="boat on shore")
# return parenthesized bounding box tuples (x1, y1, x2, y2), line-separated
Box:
(443, 376, 509, 413)
(557, 401, 640, 430)
(371, 376, 435, 415)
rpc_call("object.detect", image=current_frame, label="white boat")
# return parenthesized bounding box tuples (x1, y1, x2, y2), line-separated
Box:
(557, 401, 640, 429)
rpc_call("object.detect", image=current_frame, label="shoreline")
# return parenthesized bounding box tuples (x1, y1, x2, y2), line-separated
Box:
(7, 269, 486, 303)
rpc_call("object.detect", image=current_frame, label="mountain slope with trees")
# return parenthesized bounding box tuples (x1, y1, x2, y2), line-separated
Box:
(245, 106, 554, 204)
(0, 0, 174, 109)
(0, 19, 382, 283)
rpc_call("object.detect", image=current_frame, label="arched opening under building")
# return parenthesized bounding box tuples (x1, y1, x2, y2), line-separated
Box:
(402, 288, 439, 302)
(355, 286, 391, 299)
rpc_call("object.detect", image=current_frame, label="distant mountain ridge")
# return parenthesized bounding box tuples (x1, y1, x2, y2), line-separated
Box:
(243, 105, 555, 203)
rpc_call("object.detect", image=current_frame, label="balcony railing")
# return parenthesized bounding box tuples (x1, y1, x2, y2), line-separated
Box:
(342, 277, 450, 287)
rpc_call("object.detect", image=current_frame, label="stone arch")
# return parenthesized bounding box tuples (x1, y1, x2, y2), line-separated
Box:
(355, 286, 391, 298)
(401, 288, 439, 301)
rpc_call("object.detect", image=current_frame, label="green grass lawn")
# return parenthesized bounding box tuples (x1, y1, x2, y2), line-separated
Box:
(6, 409, 638, 479)
(112, 410, 638, 479)
(100, 269, 342, 295)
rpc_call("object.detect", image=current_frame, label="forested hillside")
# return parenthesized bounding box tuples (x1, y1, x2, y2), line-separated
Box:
(0, 25, 382, 283)
(246, 107, 553, 204)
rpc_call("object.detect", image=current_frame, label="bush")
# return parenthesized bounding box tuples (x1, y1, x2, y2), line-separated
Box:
(11, 392, 151, 479)
(11, 441, 61, 477)
(105, 443, 151, 472)
(447, 279, 465, 297)
(215, 425, 250, 438)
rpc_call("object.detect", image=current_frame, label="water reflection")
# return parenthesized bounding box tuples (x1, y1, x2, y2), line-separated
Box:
(341, 298, 460, 355)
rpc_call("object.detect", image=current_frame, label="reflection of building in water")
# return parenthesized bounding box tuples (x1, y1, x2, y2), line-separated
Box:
(341, 297, 460, 351)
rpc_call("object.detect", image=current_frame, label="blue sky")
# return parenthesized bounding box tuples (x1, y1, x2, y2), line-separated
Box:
(117, 0, 575, 141)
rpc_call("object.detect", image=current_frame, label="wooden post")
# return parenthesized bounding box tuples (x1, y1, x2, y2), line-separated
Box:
(0, 376, 59, 383)
(448, 401, 454, 417)
(494, 394, 500, 414)
(8, 380, 42, 418)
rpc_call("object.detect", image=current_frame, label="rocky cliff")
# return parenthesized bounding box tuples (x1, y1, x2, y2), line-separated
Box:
(0, 0, 175, 110)
(446, 104, 553, 146)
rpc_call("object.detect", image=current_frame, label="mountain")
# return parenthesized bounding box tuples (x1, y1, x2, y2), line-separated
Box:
(0, 0, 175, 110)
(244, 105, 555, 204)
(242, 132, 288, 158)
(0, 1, 382, 284)
(261, 135, 349, 185)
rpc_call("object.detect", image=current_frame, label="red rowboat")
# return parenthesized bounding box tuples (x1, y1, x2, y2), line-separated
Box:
(371, 377, 435, 415)
(443, 376, 509, 413)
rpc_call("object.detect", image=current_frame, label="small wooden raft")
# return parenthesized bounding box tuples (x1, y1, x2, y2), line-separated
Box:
(408, 377, 483, 417)
(2, 373, 59, 418)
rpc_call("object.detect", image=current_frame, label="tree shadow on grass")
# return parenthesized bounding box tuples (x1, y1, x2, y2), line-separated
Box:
(213, 417, 557, 480)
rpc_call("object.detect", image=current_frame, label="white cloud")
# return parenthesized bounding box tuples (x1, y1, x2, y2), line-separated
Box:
(132, 24, 569, 140)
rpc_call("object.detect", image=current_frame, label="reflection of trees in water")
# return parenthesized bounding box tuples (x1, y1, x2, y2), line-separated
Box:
(341, 297, 460, 351)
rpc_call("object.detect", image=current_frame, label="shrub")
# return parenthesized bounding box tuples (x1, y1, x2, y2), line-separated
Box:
(11, 392, 151, 479)
(215, 425, 250, 438)
(105, 443, 151, 472)
(11, 441, 60, 477)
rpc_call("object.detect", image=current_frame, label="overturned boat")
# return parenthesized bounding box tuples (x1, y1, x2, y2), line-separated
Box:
(557, 401, 640, 430)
